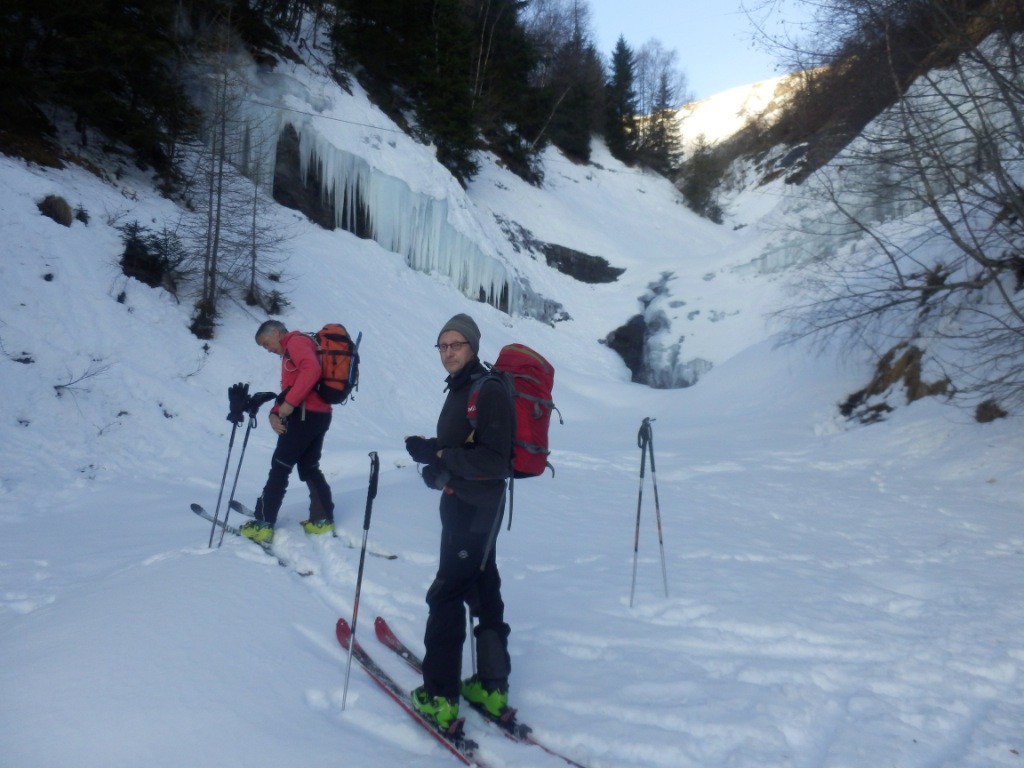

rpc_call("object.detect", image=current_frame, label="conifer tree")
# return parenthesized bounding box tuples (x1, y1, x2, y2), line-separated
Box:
(642, 71, 683, 177)
(605, 35, 639, 164)
(543, 27, 605, 162)
(1, 0, 198, 174)
(632, 39, 688, 177)
(469, 0, 547, 181)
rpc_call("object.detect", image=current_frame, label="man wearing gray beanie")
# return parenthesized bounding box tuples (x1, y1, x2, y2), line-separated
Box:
(404, 313, 515, 732)
(437, 313, 480, 356)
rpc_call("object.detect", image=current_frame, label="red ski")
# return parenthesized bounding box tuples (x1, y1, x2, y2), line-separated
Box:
(335, 618, 487, 766)
(373, 616, 591, 768)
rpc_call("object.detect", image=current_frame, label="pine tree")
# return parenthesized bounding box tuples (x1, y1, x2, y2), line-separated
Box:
(643, 71, 683, 177)
(469, 0, 547, 181)
(416, 0, 480, 183)
(1, 0, 199, 174)
(605, 36, 639, 164)
(543, 27, 605, 162)
(679, 135, 724, 223)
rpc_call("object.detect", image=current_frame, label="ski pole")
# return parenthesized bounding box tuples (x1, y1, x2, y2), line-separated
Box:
(217, 411, 258, 548)
(208, 420, 239, 548)
(645, 419, 670, 599)
(479, 487, 507, 573)
(629, 419, 651, 608)
(211, 382, 250, 546)
(630, 418, 669, 605)
(467, 607, 478, 678)
(216, 392, 278, 548)
(342, 451, 381, 711)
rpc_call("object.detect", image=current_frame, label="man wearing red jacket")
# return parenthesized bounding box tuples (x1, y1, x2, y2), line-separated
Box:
(241, 320, 335, 543)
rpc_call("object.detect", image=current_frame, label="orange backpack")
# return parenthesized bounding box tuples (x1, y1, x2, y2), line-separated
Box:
(309, 323, 360, 405)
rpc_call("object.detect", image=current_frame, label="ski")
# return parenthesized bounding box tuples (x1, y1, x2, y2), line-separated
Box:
(229, 500, 398, 560)
(189, 503, 312, 576)
(373, 616, 591, 768)
(335, 618, 487, 766)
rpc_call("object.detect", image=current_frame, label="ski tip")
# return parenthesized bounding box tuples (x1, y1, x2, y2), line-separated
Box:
(190, 503, 203, 513)
(374, 615, 392, 639)
(336, 618, 351, 648)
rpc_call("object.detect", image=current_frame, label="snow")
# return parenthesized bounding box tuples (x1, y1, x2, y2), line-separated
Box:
(675, 75, 792, 151)
(2, 52, 1024, 768)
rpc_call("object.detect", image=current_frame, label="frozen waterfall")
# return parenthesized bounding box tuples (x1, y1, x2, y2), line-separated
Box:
(293, 124, 516, 312)
(214, 70, 557, 321)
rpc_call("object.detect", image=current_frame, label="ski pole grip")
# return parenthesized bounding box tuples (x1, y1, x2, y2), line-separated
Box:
(638, 417, 654, 448)
(362, 451, 380, 530)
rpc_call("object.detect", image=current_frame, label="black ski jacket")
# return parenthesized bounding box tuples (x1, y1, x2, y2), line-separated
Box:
(436, 358, 513, 511)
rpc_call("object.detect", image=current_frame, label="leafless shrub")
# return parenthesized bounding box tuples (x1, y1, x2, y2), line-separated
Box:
(53, 360, 112, 400)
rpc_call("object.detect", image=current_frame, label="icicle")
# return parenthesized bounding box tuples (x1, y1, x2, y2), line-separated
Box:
(201, 65, 556, 321)
(291, 123, 521, 313)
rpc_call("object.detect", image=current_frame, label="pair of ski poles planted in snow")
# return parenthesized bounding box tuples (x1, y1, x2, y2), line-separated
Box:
(630, 417, 669, 607)
(206, 383, 277, 548)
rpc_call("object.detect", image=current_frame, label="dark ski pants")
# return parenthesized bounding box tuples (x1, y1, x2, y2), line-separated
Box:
(422, 492, 511, 701)
(255, 409, 333, 527)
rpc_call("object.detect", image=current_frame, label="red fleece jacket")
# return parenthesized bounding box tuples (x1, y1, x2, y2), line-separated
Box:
(275, 331, 331, 413)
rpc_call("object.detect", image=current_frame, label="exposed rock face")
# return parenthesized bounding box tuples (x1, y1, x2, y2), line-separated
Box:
(605, 314, 648, 382)
(495, 215, 625, 284)
(604, 273, 713, 389)
(840, 343, 951, 423)
(272, 124, 370, 235)
(537, 242, 625, 283)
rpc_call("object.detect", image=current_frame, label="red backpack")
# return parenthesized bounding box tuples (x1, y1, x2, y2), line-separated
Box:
(468, 343, 561, 479)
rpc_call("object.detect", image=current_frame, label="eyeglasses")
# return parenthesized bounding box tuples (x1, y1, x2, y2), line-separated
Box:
(436, 341, 468, 353)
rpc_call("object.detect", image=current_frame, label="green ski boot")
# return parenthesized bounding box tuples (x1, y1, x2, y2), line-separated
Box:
(301, 518, 334, 535)
(240, 520, 273, 543)
(461, 676, 509, 718)
(411, 686, 460, 731)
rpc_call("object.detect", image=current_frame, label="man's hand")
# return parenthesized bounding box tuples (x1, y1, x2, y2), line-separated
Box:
(278, 401, 295, 419)
(422, 461, 450, 490)
(269, 412, 288, 435)
(405, 435, 439, 464)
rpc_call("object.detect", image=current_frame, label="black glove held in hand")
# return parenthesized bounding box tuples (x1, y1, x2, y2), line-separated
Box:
(227, 382, 250, 425)
(246, 391, 277, 416)
(405, 436, 439, 464)
(421, 461, 451, 491)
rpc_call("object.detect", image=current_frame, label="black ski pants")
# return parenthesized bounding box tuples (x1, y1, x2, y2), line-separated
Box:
(255, 409, 333, 527)
(422, 491, 511, 701)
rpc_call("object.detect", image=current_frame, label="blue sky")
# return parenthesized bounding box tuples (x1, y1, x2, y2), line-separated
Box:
(588, 0, 801, 101)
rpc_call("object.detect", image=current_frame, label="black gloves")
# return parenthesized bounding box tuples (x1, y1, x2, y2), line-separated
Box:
(247, 391, 277, 416)
(405, 436, 439, 464)
(228, 386, 277, 424)
(407, 437, 447, 489)
(227, 382, 250, 425)
(421, 461, 451, 491)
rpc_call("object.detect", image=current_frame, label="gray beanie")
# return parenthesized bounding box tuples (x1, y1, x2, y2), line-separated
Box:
(438, 313, 481, 355)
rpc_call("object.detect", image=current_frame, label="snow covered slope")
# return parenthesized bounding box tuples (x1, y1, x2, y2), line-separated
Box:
(676, 75, 791, 151)
(2, 52, 1023, 768)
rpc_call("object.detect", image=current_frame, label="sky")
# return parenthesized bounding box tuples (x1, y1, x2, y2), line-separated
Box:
(588, 0, 806, 101)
